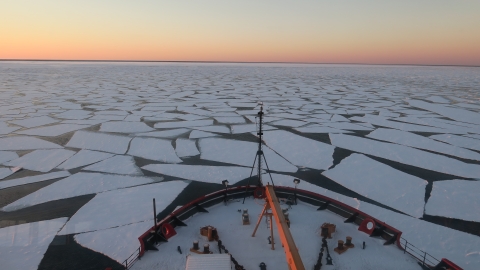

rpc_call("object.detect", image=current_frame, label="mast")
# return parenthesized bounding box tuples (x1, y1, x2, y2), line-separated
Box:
(256, 104, 264, 187)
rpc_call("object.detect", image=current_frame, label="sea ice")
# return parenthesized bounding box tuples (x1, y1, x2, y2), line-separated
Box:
(154, 120, 213, 129)
(425, 180, 480, 222)
(367, 128, 480, 161)
(0, 168, 14, 180)
(213, 116, 246, 124)
(0, 151, 19, 164)
(199, 138, 297, 173)
(430, 134, 480, 152)
(135, 128, 191, 138)
(142, 164, 255, 184)
(57, 150, 114, 170)
(270, 119, 308, 127)
(322, 154, 427, 218)
(4, 149, 76, 173)
(82, 155, 143, 175)
(294, 126, 346, 134)
(409, 99, 480, 125)
(330, 133, 480, 179)
(350, 115, 448, 133)
(99, 121, 154, 133)
(0, 218, 68, 270)
(16, 124, 90, 137)
(9, 116, 58, 128)
(0, 171, 71, 190)
(54, 110, 92, 120)
(66, 130, 132, 154)
(59, 181, 189, 235)
(0, 121, 20, 135)
(262, 130, 335, 170)
(2, 172, 155, 211)
(127, 137, 182, 163)
(189, 130, 219, 139)
(230, 124, 276, 134)
(0, 136, 62, 151)
(175, 138, 200, 157)
(192, 125, 231, 134)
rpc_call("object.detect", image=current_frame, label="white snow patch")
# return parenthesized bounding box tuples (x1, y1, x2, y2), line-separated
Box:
(142, 164, 254, 184)
(59, 181, 189, 235)
(175, 138, 200, 157)
(425, 180, 480, 222)
(57, 150, 114, 170)
(322, 154, 427, 218)
(127, 137, 182, 163)
(2, 172, 155, 211)
(199, 138, 297, 173)
(83, 155, 143, 175)
(262, 130, 335, 170)
(0, 218, 68, 270)
(4, 149, 76, 173)
(66, 130, 132, 154)
(0, 171, 71, 190)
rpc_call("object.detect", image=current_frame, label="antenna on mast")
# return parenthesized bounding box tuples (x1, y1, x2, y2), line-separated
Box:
(243, 101, 276, 204)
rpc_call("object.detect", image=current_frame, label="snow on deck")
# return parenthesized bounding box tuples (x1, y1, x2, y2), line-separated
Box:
(130, 198, 419, 270)
(59, 180, 189, 235)
(0, 218, 68, 270)
(330, 133, 480, 179)
(322, 154, 427, 218)
(425, 180, 480, 222)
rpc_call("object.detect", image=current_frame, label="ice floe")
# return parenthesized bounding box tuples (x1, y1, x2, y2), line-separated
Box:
(430, 134, 480, 152)
(193, 125, 231, 134)
(135, 128, 191, 138)
(154, 120, 213, 129)
(59, 181, 189, 235)
(0, 136, 62, 151)
(0, 168, 14, 180)
(270, 119, 308, 127)
(127, 137, 182, 163)
(409, 99, 480, 125)
(350, 115, 448, 133)
(322, 154, 427, 218)
(99, 121, 154, 133)
(189, 130, 220, 139)
(0, 121, 20, 135)
(199, 138, 297, 173)
(0, 218, 68, 270)
(425, 180, 480, 222)
(2, 172, 155, 211)
(66, 130, 132, 154)
(0, 171, 71, 190)
(213, 116, 246, 124)
(330, 133, 480, 179)
(9, 116, 58, 128)
(82, 155, 143, 175)
(54, 110, 92, 120)
(175, 138, 200, 157)
(0, 151, 19, 164)
(294, 126, 346, 134)
(4, 149, 76, 173)
(367, 128, 480, 161)
(57, 150, 114, 170)
(262, 130, 335, 170)
(16, 124, 90, 137)
(142, 164, 255, 184)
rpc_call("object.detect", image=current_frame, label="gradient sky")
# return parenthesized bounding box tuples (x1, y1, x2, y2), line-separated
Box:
(1, 0, 479, 65)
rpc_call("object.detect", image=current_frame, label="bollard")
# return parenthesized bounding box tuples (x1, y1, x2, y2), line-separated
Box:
(203, 244, 210, 254)
(193, 241, 199, 250)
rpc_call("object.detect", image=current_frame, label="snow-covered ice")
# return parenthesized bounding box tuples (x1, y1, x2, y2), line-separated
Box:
(189, 130, 219, 139)
(199, 138, 298, 173)
(135, 128, 191, 138)
(4, 149, 76, 173)
(59, 181, 189, 235)
(2, 172, 155, 211)
(99, 121, 154, 133)
(0, 218, 68, 270)
(262, 130, 335, 170)
(294, 126, 346, 134)
(230, 124, 276, 134)
(0, 171, 71, 190)
(425, 180, 480, 222)
(142, 164, 255, 184)
(0, 151, 19, 164)
(0, 136, 62, 151)
(0, 168, 14, 180)
(322, 154, 427, 218)
(66, 130, 132, 154)
(57, 150, 114, 170)
(9, 116, 58, 128)
(175, 138, 200, 157)
(213, 116, 246, 124)
(83, 155, 143, 175)
(127, 137, 182, 163)
(367, 128, 480, 161)
(430, 134, 480, 152)
(409, 99, 480, 125)
(16, 124, 90, 137)
(192, 125, 231, 134)
(154, 120, 213, 129)
(0, 121, 20, 135)
(330, 133, 480, 179)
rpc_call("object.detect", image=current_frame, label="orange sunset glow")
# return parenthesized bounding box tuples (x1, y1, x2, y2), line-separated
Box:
(1, 0, 480, 66)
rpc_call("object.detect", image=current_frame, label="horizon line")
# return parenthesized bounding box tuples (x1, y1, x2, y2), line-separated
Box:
(0, 59, 479, 68)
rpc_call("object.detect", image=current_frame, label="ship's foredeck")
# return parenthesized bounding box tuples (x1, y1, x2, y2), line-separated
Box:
(131, 197, 420, 270)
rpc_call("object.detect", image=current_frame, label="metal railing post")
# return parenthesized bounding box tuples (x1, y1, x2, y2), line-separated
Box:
(404, 239, 407, 254)
(422, 251, 426, 266)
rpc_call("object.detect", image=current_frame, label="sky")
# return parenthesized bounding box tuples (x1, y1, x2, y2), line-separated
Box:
(1, 0, 479, 66)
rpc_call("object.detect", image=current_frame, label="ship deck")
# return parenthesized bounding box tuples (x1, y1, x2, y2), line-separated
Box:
(131, 197, 420, 270)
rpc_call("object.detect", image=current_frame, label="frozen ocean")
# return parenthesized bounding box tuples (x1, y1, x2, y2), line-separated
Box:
(0, 61, 479, 269)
